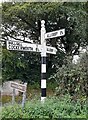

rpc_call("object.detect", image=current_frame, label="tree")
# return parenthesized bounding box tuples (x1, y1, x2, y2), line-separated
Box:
(2, 2, 87, 54)
(1, 2, 87, 83)
(2, 48, 41, 84)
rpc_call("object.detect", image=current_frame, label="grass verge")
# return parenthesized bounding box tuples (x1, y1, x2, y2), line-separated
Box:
(1, 95, 87, 119)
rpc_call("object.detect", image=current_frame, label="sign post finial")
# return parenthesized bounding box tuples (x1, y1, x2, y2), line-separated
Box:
(41, 20, 45, 28)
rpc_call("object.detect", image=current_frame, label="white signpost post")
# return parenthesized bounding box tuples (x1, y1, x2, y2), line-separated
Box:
(6, 20, 65, 102)
(11, 82, 27, 108)
(40, 21, 65, 102)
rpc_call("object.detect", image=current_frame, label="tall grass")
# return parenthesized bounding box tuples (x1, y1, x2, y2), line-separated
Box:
(1, 95, 87, 119)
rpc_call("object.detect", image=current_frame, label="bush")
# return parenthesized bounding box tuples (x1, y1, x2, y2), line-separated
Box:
(49, 54, 88, 99)
(1, 96, 87, 119)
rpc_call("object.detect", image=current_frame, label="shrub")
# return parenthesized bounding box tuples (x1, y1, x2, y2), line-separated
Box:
(49, 54, 88, 100)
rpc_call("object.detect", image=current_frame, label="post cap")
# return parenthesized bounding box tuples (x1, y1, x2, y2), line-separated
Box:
(41, 20, 45, 27)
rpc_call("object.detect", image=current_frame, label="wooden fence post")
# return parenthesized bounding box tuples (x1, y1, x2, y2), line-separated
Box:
(12, 88, 15, 104)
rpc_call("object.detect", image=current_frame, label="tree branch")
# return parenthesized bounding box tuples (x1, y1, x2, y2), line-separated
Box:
(17, 15, 39, 34)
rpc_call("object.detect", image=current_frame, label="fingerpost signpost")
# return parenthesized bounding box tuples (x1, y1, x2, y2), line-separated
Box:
(6, 41, 57, 54)
(6, 20, 65, 102)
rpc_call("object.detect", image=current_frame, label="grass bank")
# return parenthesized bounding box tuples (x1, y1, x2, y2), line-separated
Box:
(1, 95, 87, 119)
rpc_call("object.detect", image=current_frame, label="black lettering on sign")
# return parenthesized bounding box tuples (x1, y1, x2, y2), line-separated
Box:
(12, 42, 16, 45)
(47, 32, 58, 38)
(16, 46, 19, 49)
(20, 47, 23, 50)
(16, 42, 22, 46)
(8, 41, 22, 47)
(60, 31, 63, 35)
(28, 47, 33, 51)
(8, 45, 11, 49)
(14, 46, 17, 50)
(9, 41, 13, 45)
(20, 47, 33, 51)
(36, 48, 39, 52)
(12, 42, 21, 46)
(25, 47, 29, 50)
(47, 34, 51, 37)
(47, 48, 53, 52)
(12, 46, 15, 50)
(9, 45, 11, 49)
(51, 32, 58, 37)
(20, 47, 25, 50)
(11, 45, 13, 49)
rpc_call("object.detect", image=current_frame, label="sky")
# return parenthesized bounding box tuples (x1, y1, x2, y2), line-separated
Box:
(0, 0, 87, 3)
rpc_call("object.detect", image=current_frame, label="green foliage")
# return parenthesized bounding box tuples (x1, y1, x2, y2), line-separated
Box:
(49, 53, 88, 99)
(2, 2, 87, 84)
(2, 48, 40, 83)
(2, 2, 87, 52)
(1, 96, 87, 119)
(1, 3, 88, 104)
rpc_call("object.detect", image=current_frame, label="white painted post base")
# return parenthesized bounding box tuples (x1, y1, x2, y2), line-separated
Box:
(41, 97, 46, 102)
